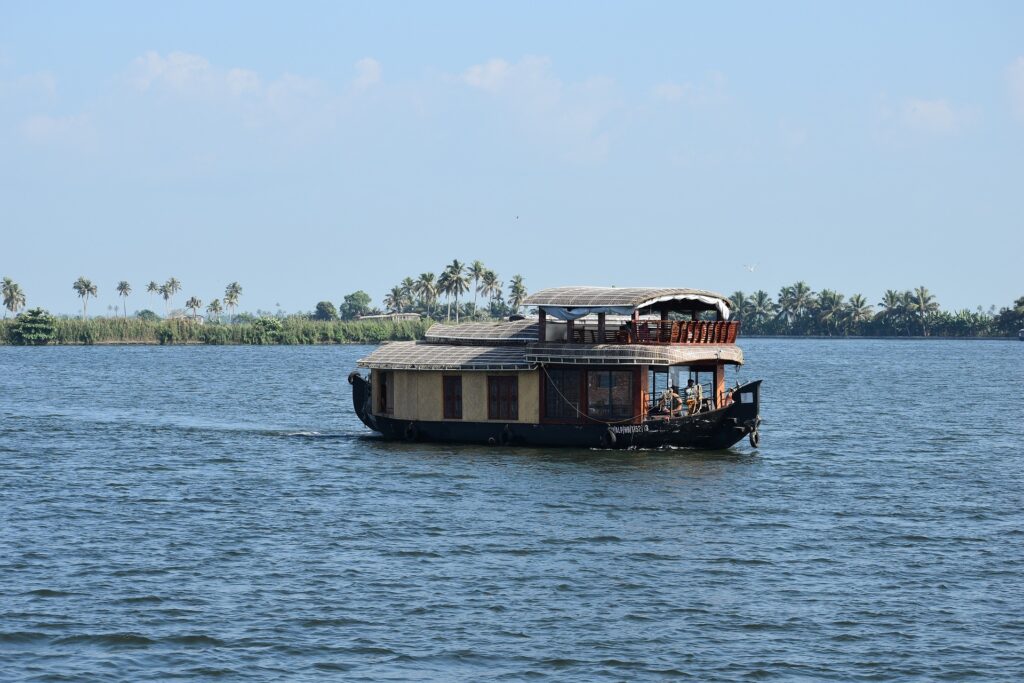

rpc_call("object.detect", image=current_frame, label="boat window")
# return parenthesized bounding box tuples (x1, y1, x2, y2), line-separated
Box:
(544, 369, 581, 420)
(443, 376, 463, 419)
(587, 370, 633, 421)
(378, 371, 394, 414)
(487, 376, 519, 420)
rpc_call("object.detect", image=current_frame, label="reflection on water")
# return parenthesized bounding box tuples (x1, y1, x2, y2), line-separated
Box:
(1, 340, 1022, 681)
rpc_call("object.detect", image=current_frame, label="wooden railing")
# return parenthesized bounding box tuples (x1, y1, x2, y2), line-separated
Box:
(571, 320, 740, 345)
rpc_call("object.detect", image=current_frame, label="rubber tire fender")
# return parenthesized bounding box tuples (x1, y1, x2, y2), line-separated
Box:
(601, 428, 617, 449)
(405, 422, 418, 442)
(348, 371, 361, 385)
(748, 428, 760, 449)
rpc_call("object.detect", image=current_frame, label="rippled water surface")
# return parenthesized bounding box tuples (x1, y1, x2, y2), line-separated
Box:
(2, 340, 1022, 681)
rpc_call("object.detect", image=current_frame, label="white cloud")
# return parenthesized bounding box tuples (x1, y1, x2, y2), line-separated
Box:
(652, 72, 727, 106)
(353, 58, 381, 89)
(226, 68, 262, 96)
(460, 56, 616, 161)
(900, 98, 960, 133)
(129, 51, 266, 100)
(1008, 57, 1024, 120)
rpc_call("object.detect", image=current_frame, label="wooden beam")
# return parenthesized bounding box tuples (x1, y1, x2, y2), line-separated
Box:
(538, 308, 547, 342)
(597, 312, 606, 343)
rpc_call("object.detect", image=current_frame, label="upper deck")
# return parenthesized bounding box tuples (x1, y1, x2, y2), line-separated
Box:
(523, 286, 738, 346)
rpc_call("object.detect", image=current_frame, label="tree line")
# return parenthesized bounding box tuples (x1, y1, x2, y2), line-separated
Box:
(729, 283, 1023, 337)
(313, 260, 527, 323)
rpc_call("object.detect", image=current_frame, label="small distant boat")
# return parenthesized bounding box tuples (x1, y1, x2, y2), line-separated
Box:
(349, 286, 762, 450)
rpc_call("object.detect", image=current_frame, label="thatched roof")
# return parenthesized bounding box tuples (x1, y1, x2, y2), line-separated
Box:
(357, 341, 532, 371)
(524, 286, 730, 309)
(424, 320, 537, 346)
(524, 343, 743, 366)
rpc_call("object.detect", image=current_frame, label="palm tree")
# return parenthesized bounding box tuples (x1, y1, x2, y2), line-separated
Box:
(185, 296, 202, 321)
(437, 270, 453, 322)
(72, 277, 98, 319)
(159, 284, 172, 315)
(746, 290, 776, 325)
(2, 277, 26, 319)
(206, 298, 222, 322)
(508, 274, 527, 312)
(816, 289, 845, 336)
(146, 281, 159, 308)
(729, 291, 746, 321)
(384, 286, 406, 313)
(400, 277, 416, 311)
(415, 272, 437, 317)
(913, 286, 939, 336)
(224, 282, 243, 322)
(468, 260, 486, 318)
(481, 269, 502, 316)
(445, 260, 469, 322)
(166, 277, 181, 300)
(845, 294, 873, 334)
(776, 281, 814, 331)
(116, 281, 132, 319)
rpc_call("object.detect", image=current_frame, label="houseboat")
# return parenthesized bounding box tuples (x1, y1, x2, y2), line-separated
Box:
(349, 286, 762, 450)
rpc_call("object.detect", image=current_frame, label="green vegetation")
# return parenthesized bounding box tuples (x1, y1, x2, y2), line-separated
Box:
(731, 283, 1022, 337)
(7, 308, 56, 345)
(0, 314, 433, 346)
(381, 260, 527, 322)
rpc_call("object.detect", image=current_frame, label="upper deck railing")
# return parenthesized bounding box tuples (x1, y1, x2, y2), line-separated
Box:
(568, 320, 740, 345)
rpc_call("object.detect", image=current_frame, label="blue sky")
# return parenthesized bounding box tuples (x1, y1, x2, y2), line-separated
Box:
(2, 2, 1022, 315)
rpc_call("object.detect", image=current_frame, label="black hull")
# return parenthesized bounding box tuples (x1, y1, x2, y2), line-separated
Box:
(349, 372, 761, 450)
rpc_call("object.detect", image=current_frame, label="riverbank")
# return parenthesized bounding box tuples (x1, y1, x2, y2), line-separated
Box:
(0, 317, 434, 346)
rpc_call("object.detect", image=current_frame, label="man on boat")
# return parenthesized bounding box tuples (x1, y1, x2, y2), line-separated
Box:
(685, 379, 702, 415)
(658, 385, 683, 416)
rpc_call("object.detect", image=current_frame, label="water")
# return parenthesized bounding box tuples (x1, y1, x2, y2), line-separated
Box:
(1, 340, 1022, 681)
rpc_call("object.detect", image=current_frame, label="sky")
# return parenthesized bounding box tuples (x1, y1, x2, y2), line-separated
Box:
(2, 1, 1022, 316)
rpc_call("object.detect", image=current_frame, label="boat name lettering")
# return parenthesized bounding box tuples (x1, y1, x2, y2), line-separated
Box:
(610, 424, 650, 434)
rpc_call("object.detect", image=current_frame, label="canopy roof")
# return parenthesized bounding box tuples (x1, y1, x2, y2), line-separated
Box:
(523, 286, 731, 320)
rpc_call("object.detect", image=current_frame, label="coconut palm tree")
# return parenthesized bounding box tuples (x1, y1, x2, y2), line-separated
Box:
(415, 272, 437, 317)
(185, 296, 202, 320)
(164, 277, 181, 307)
(384, 286, 406, 313)
(159, 284, 172, 315)
(437, 270, 453, 322)
(508, 274, 527, 312)
(206, 298, 222, 323)
(913, 286, 939, 336)
(2, 277, 27, 319)
(481, 270, 502, 316)
(468, 260, 486, 318)
(776, 281, 815, 331)
(224, 282, 243, 322)
(146, 281, 159, 308)
(845, 294, 873, 333)
(444, 260, 470, 323)
(72, 277, 98, 320)
(746, 290, 776, 325)
(116, 281, 132, 319)
(729, 291, 746, 321)
(816, 289, 845, 335)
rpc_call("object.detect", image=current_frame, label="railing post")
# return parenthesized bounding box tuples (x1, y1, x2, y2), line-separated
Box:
(538, 308, 546, 342)
(597, 312, 606, 343)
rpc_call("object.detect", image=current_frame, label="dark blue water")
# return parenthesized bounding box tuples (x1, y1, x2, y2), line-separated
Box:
(2, 340, 1022, 681)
